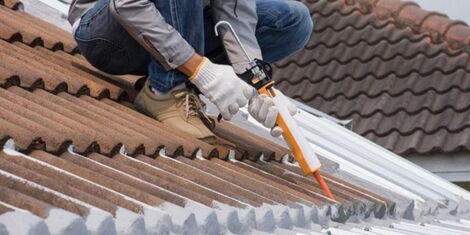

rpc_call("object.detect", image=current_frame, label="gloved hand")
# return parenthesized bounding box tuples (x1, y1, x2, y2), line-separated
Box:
(249, 89, 297, 137)
(190, 58, 255, 120)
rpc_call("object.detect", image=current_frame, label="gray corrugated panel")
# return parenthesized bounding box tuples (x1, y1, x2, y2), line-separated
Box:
(309, 232, 326, 235)
(288, 97, 352, 128)
(367, 227, 411, 235)
(423, 222, 470, 234)
(245, 109, 425, 202)
(207, 92, 470, 220)
(460, 219, 470, 226)
(392, 222, 466, 235)
(292, 109, 470, 203)
(371, 226, 427, 235)
(438, 220, 470, 231)
(225, 106, 426, 204)
(21, 0, 71, 31)
(349, 228, 378, 235)
(236, 89, 470, 205)
(326, 227, 368, 235)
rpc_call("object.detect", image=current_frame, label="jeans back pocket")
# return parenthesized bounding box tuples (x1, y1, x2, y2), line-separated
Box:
(76, 37, 130, 75)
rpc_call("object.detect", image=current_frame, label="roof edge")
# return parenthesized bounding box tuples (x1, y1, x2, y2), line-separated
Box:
(345, 0, 470, 50)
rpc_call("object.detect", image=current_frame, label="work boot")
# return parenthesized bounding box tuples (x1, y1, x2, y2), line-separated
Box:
(134, 81, 217, 144)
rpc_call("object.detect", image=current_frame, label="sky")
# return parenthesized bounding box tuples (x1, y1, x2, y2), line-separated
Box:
(411, 0, 470, 25)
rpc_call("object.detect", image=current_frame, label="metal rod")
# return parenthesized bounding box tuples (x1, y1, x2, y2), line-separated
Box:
(214, 21, 252, 62)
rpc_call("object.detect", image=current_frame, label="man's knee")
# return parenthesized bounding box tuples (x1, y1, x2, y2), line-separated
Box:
(270, 1, 313, 49)
(287, 1, 313, 48)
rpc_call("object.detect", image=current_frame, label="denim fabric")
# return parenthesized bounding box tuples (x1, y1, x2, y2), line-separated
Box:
(75, 0, 150, 75)
(75, 0, 313, 92)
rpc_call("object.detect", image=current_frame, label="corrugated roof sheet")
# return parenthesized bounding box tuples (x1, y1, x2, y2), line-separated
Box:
(272, 0, 470, 155)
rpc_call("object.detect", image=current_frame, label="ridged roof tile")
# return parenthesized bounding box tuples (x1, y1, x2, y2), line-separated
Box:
(274, 0, 470, 154)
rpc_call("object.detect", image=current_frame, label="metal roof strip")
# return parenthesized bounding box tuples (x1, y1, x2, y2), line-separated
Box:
(349, 228, 379, 235)
(421, 222, 470, 234)
(392, 222, 462, 235)
(292, 114, 429, 202)
(351, 227, 405, 235)
(437, 220, 470, 231)
(239, 108, 425, 203)
(307, 110, 470, 200)
(293, 110, 469, 202)
(369, 226, 421, 235)
(326, 227, 368, 235)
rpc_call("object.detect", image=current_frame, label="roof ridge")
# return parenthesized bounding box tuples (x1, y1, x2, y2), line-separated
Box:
(345, 0, 470, 50)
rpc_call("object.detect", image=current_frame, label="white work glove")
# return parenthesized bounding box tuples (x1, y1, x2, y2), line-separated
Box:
(190, 58, 255, 120)
(248, 89, 297, 137)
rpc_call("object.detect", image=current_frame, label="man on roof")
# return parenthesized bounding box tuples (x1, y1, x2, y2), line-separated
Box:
(68, 0, 312, 144)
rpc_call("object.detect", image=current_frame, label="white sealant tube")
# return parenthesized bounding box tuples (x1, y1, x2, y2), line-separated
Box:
(271, 89, 322, 173)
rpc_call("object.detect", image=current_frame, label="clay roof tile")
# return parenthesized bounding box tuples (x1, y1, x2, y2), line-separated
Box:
(374, 0, 418, 19)
(445, 24, 470, 50)
(421, 15, 467, 43)
(2, 0, 22, 10)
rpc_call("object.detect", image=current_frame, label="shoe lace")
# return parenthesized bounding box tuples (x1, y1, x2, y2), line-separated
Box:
(176, 91, 216, 129)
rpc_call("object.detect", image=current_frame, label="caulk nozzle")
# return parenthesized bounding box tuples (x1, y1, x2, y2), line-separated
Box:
(313, 171, 336, 201)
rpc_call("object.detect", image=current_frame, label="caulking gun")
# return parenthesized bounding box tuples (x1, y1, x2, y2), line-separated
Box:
(214, 21, 336, 200)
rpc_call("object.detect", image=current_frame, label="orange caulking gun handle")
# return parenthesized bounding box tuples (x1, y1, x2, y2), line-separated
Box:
(258, 84, 336, 201)
(257, 84, 322, 175)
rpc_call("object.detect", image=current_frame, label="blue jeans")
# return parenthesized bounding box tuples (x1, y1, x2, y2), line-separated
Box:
(75, 0, 313, 92)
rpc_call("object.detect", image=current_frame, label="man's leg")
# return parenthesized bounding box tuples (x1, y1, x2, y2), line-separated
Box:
(74, 0, 150, 75)
(204, 0, 312, 65)
(255, 0, 313, 63)
(133, 0, 216, 144)
(147, 0, 205, 93)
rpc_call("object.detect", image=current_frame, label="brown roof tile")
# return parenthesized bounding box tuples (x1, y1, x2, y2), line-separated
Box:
(85, 153, 189, 207)
(174, 156, 306, 205)
(0, 185, 53, 218)
(2, 0, 22, 10)
(0, 117, 45, 151)
(0, 104, 72, 153)
(0, 151, 143, 213)
(61, 152, 186, 207)
(0, 202, 13, 215)
(274, 0, 470, 155)
(0, 155, 118, 214)
(0, 5, 77, 52)
(138, 154, 268, 206)
(117, 154, 244, 207)
(9, 86, 122, 154)
(0, 168, 90, 217)
(211, 158, 328, 205)
(0, 87, 98, 153)
(29, 151, 165, 207)
(213, 120, 290, 161)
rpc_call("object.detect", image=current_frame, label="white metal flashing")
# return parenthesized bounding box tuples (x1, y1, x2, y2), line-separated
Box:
(293, 109, 470, 202)
(406, 152, 470, 182)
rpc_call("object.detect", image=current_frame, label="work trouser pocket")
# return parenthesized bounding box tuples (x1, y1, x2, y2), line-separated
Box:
(76, 37, 130, 75)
